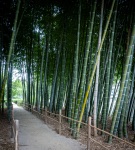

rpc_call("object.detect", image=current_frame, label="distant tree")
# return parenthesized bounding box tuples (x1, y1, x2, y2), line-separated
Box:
(12, 79, 22, 98)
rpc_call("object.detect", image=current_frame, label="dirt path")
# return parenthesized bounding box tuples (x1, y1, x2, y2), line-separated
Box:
(13, 104, 86, 150)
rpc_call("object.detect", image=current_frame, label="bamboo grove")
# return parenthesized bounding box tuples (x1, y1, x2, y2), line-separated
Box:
(0, 0, 135, 142)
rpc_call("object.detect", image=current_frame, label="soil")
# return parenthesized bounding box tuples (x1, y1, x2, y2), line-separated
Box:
(0, 111, 14, 150)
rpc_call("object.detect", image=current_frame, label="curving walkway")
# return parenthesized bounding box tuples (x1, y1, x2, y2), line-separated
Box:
(13, 104, 86, 150)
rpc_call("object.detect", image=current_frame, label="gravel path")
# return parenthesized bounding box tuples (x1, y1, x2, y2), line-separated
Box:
(14, 104, 86, 150)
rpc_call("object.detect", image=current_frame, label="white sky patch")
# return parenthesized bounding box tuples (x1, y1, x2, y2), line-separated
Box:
(12, 69, 22, 81)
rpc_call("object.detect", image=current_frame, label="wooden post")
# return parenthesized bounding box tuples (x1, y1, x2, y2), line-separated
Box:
(15, 131, 18, 150)
(31, 105, 33, 114)
(59, 109, 62, 135)
(15, 120, 19, 150)
(87, 117, 91, 150)
(45, 106, 47, 123)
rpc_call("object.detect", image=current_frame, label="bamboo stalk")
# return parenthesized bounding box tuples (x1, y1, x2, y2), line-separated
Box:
(109, 22, 135, 142)
(0, 0, 21, 104)
(93, 0, 104, 136)
(77, 0, 116, 134)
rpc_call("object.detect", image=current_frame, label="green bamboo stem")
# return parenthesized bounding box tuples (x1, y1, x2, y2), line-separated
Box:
(113, 31, 134, 136)
(77, 0, 116, 133)
(118, 81, 130, 138)
(93, 0, 104, 136)
(7, 63, 13, 121)
(43, 31, 50, 108)
(49, 35, 63, 111)
(58, 32, 66, 110)
(68, 0, 81, 123)
(0, 0, 21, 104)
(102, 1, 118, 131)
(123, 104, 129, 138)
(109, 20, 135, 143)
(73, 0, 97, 137)
(39, 35, 46, 111)
(129, 95, 135, 120)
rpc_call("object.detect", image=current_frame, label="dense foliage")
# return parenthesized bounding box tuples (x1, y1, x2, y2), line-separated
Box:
(0, 0, 135, 142)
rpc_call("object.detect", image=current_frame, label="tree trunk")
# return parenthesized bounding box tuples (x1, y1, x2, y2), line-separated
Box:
(0, 0, 21, 104)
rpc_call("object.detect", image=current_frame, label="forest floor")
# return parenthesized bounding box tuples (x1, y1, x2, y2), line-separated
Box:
(0, 104, 135, 150)
(30, 107, 135, 150)
(0, 111, 14, 150)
